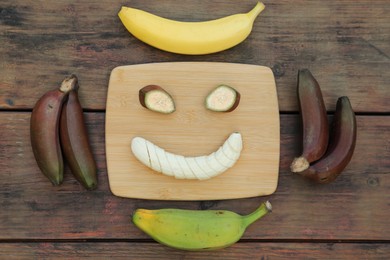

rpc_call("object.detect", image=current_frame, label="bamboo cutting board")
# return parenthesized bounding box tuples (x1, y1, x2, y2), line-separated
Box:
(105, 62, 279, 200)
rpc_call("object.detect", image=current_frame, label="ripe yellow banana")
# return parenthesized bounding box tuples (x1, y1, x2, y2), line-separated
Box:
(132, 201, 272, 251)
(118, 2, 265, 55)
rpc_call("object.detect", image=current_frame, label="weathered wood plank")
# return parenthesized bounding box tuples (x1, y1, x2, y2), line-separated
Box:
(0, 242, 388, 259)
(0, 112, 388, 240)
(0, 0, 389, 112)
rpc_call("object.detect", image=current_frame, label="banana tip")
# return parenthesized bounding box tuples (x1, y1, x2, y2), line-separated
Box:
(60, 74, 79, 93)
(265, 201, 272, 212)
(50, 178, 63, 186)
(248, 2, 265, 18)
(290, 157, 310, 173)
(118, 6, 126, 15)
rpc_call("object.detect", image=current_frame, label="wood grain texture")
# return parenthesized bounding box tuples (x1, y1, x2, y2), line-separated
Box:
(0, 112, 388, 240)
(106, 63, 279, 200)
(0, 242, 388, 259)
(0, 0, 389, 256)
(0, 0, 389, 112)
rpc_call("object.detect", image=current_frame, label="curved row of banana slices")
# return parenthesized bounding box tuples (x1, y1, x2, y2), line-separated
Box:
(131, 132, 243, 180)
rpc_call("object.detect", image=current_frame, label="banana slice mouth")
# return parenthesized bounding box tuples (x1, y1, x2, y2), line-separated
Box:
(131, 132, 243, 180)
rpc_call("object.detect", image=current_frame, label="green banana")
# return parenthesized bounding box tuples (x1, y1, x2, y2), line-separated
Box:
(132, 201, 272, 251)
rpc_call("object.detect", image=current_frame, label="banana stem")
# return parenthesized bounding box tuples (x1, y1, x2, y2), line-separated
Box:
(247, 2, 265, 21)
(242, 201, 272, 228)
(60, 74, 79, 93)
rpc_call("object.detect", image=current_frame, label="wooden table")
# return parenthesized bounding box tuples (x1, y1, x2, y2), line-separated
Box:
(1, 0, 389, 258)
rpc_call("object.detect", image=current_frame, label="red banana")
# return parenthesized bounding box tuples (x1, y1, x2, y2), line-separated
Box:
(290, 69, 329, 173)
(30, 75, 78, 185)
(60, 80, 98, 190)
(296, 96, 357, 183)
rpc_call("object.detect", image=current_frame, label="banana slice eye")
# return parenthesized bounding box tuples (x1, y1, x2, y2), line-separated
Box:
(139, 85, 176, 114)
(205, 85, 240, 112)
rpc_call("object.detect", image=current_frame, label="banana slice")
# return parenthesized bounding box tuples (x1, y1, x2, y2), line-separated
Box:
(214, 149, 234, 168)
(131, 137, 151, 167)
(166, 153, 185, 179)
(154, 145, 174, 177)
(222, 142, 236, 161)
(131, 132, 242, 180)
(227, 132, 243, 152)
(206, 152, 228, 174)
(175, 153, 196, 179)
(195, 156, 216, 179)
(186, 157, 210, 180)
(146, 140, 161, 172)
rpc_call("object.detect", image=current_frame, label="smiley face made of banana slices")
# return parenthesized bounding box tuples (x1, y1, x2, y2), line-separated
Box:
(131, 84, 242, 180)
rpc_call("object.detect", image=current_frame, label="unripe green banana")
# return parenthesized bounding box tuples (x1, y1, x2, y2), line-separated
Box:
(30, 75, 78, 185)
(132, 201, 272, 251)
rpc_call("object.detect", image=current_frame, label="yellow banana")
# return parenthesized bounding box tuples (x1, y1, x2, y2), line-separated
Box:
(118, 2, 265, 55)
(132, 201, 272, 251)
